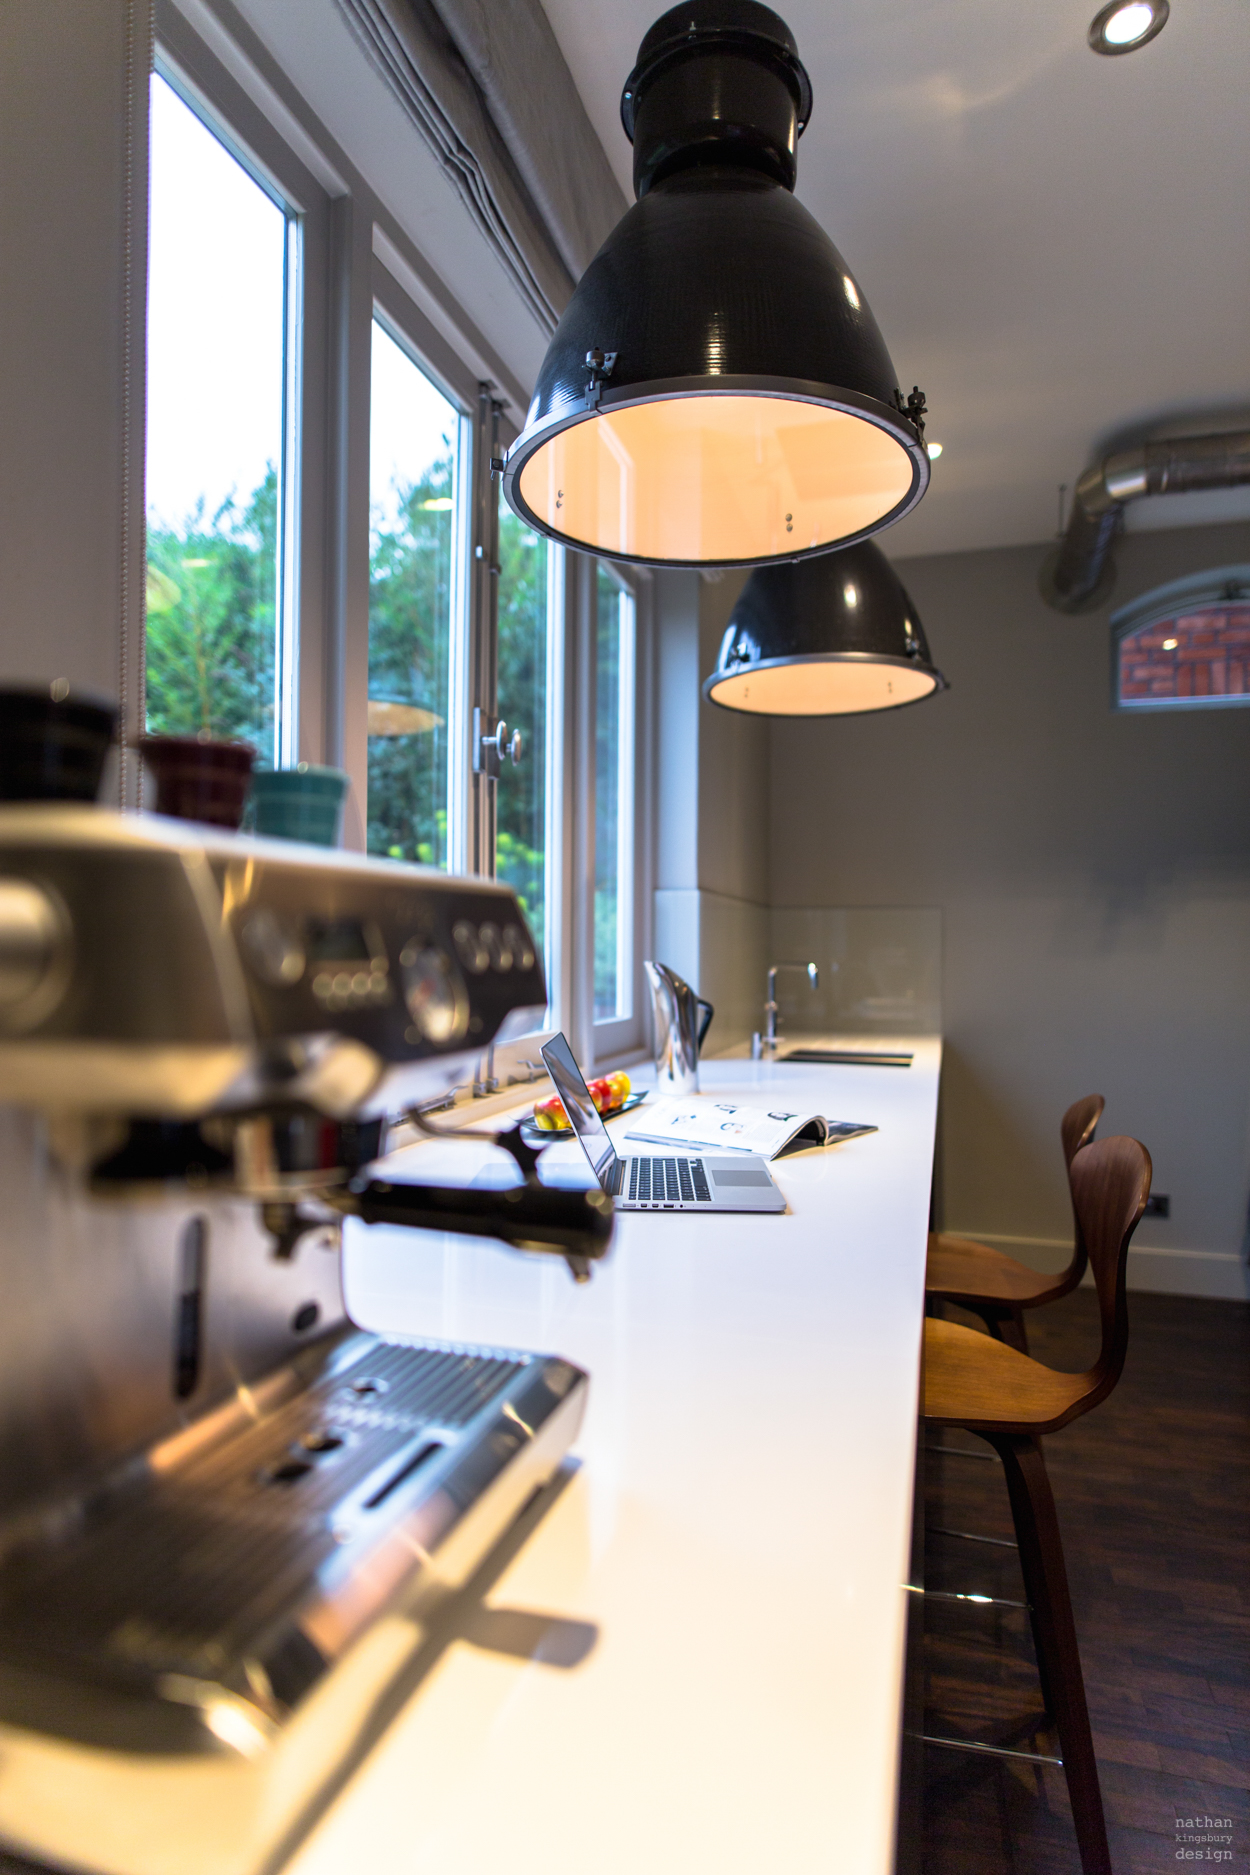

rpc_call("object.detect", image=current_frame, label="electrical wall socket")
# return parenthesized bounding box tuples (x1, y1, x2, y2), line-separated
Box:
(1143, 1193, 1170, 1219)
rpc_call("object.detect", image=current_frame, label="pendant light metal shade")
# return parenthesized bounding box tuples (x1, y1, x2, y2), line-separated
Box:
(502, 1, 930, 569)
(704, 541, 947, 715)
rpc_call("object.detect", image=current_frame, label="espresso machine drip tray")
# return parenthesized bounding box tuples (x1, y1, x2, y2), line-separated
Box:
(0, 1330, 587, 1875)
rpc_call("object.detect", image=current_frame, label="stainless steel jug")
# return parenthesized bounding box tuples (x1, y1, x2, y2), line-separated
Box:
(644, 960, 714, 1094)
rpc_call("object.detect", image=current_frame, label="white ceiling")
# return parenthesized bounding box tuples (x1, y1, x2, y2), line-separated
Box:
(540, 0, 1250, 558)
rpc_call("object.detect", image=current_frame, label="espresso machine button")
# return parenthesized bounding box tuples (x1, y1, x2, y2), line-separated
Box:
(503, 922, 535, 972)
(0, 878, 64, 1020)
(479, 920, 510, 971)
(240, 908, 306, 986)
(451, 920, 489, 974)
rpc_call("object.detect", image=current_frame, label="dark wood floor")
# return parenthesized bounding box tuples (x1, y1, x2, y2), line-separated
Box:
(921, 1287, 1250, 1874)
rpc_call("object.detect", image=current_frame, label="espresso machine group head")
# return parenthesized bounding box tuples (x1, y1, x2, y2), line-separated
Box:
(0, 801, 612, 1875)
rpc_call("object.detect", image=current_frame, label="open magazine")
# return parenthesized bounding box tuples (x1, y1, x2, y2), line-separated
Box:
(624, 1096, 877, 1161)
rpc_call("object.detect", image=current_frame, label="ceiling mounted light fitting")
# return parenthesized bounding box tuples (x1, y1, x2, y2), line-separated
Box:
(502, 0, 930, 569)
(703, 540, 947, 715)
(1088, 0, 1169, 55)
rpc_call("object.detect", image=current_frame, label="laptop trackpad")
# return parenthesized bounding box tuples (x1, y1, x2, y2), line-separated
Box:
(708, 1165, 774, 1187)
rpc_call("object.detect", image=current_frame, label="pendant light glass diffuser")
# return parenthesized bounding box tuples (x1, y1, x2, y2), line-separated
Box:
(502, 0, 930, 568)
(704, 541, 947, 715)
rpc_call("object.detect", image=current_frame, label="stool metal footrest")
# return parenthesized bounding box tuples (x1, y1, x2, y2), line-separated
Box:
(928, 1524, 1019, 1548)
(925, 1442, 997, 1462)
(924, 1587, 1031, 1611)
(916, 1731, 1063, 1768)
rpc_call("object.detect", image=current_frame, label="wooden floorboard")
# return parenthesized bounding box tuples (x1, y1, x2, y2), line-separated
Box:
(921, 1287, 1250, 1874)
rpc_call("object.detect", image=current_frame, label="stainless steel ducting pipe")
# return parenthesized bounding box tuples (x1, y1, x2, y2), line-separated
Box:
(1039, 430, 1250, 613)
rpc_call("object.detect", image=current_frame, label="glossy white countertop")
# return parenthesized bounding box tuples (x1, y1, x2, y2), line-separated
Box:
(289, 1039, 941, 1875)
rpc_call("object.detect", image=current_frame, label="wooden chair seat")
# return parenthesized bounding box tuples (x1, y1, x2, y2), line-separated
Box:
(925, 1094, 1105, 1353)
(924, 1314, 1094, 1434)
(926, 1233, 1072, 1307)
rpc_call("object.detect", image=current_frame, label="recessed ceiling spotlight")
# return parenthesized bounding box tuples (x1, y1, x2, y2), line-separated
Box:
(926, 441, 943, 460)
(1088, 0, 1169, 55)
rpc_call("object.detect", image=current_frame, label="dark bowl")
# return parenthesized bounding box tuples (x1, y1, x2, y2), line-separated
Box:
(0, 686, 118, 802)
(138, 735, 256, 829)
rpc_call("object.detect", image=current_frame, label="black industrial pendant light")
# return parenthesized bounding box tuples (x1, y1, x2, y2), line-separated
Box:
(502, 0, 930, 569)
(703, 541, 947, 714)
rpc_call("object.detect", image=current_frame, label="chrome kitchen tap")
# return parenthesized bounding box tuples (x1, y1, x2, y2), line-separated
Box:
(753, 960, 820, 1058)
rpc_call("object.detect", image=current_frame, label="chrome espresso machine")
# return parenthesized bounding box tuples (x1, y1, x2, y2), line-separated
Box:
(0, 793, 612, 1875)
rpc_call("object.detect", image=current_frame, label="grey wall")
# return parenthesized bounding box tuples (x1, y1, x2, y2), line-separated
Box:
(651, 569, 772, 1050)
(765, 520, 1250, 1295)
(653, 570, 701, 897)
(697, 573, 771, 905)
(0, 0, 146, 764)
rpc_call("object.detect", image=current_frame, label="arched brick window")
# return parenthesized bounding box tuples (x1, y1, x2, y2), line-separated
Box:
(1113, 568, 1250, 711)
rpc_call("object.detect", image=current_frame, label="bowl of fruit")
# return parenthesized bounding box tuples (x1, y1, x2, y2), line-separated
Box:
(521, 1070, 646, 1144)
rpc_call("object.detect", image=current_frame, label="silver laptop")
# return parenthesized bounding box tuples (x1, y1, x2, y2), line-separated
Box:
(540, 1034, 786, 1213)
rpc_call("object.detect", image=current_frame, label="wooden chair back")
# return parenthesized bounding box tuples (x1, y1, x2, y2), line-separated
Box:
(1059, 1093, 1105, 1286)
(1068, 1134, 1152, 1409)
(1061, 1094, 1104, 1170)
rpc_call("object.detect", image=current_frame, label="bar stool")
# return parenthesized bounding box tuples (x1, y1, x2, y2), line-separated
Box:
(922, 1132, 1151, 1875)
(926, 1093, 1104, 1352)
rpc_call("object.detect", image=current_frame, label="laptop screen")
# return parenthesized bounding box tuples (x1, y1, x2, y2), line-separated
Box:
(540, 1033, 619, 1190)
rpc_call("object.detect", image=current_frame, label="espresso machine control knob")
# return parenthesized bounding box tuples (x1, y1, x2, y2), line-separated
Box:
(240, 908, 306, 987)
(0, 878, 64, 1022)
(399, 943, 467, 1044)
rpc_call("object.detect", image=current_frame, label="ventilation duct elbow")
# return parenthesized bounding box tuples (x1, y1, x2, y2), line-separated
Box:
(1040, 430, 1250, 613)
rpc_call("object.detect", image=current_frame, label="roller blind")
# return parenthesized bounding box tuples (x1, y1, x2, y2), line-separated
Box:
(337, 0, 626, 335)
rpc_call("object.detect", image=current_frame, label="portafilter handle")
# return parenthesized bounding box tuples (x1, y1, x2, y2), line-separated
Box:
(336, 1176, 615, 1282)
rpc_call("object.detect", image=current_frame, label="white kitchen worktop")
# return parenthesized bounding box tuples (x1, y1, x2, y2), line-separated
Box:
(289, 1039, 941, 1875)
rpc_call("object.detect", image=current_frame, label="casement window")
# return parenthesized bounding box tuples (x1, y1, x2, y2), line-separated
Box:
(583, 560, 651, 1067)
(142, 5, 650, 1074)
(366, 315, 466, 869)
(1112, 568, 1250, 711)
(496, 513, 558, 1002)
(144, 5, 333, 781)
(594, 564, 637, 1025)
(144, 69, 301, 763)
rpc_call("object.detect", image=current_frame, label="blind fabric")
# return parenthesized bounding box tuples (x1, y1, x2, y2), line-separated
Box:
(337, 0, 626, 337)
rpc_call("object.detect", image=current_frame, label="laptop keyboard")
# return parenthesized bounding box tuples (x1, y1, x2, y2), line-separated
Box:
(627, 1158, 712, 1203)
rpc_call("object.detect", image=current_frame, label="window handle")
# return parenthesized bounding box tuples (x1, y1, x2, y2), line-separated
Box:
(473, 708, 522, 776)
